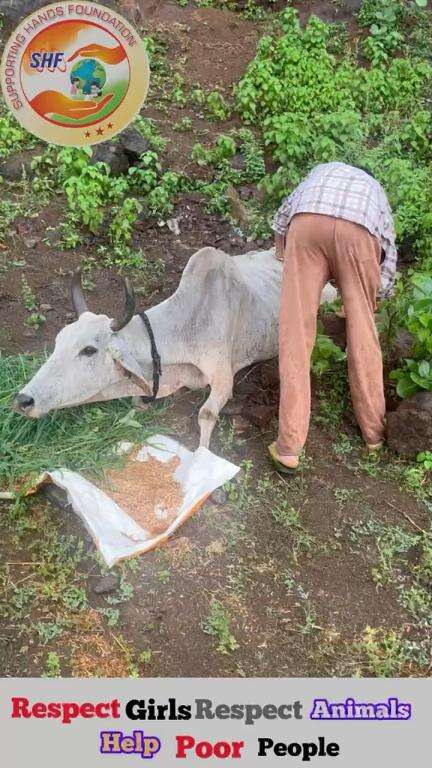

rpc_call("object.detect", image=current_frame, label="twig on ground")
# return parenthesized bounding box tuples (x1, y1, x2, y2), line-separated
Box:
(386, 500, 431, 537)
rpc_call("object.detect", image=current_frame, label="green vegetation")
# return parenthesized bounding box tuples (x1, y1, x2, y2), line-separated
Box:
(201, 601, 239, 654)
(0, 353, 160, 489)
(390, 270, 432, 397)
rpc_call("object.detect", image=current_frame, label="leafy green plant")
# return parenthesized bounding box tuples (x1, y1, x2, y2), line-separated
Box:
(206, 90, 231, 120)
(43, 651, 61, 677)
(201, 601, 238, 654)
(109, 198, 142, 246)
(0, 112, 35, 158)
(134, 116, 167, 153)
(192, 134, 236, 166)
(417, 451, 432, 469)
(0, 353, 159, 488)
(312, 333, 346, 375)
(390, 272, 432, 397)
(235, 8, 432, 245)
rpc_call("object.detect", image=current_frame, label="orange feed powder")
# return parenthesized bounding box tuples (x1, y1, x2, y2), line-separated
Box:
(103, 453, 183, 536)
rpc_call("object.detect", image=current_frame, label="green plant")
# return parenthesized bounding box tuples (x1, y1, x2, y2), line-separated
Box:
(21, 277, 46, 329)
(192, 135, 236, 166)
(355, 626, 410, 676)
(236, 8, 432, 243)
(0, 353, 160, 488)
(206, 90, 231, 120)
(43, 651, 61, 677)
(134, 116, 167, 152)
(173, 117, 193, 132)
(390, 272, 432, 397)
(417, 451, 432, 470)
(311, 333, 346, 375)
(109, 198, 142, 246)
(0, 112, 35, 158)
(201, 601, 238, 654)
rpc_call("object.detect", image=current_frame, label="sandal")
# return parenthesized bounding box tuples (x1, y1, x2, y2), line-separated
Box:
(267, 443, 299, 475)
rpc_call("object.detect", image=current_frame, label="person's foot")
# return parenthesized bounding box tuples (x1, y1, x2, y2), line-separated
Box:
(268, 442, 299, 470)
(366, 441, 383, 451)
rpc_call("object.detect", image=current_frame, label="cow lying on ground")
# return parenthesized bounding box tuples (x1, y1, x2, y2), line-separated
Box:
(13, 247, 336, 447)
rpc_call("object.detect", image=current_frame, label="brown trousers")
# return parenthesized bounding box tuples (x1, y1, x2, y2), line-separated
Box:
(277, 213, 386, 456)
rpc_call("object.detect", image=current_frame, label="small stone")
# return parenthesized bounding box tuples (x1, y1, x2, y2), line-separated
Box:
(23, 236, 40, 248)
(0, 150, 37, 181)
(40, 304, 53, 311)
(232, 415, 251, 434)
(93, 574, 120, 595)
(230, 152, 246, 171)
(391, 328, 416, 365)
(42, 484, 70, 510)
(210, 488, 228, 505)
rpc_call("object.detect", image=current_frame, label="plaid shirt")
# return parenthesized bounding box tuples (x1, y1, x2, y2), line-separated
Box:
(272, 162, 397, 298)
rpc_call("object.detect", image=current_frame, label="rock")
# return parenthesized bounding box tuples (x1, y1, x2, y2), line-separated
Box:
(226, 185, 251, 228)
(260, 359, 280, 388)
(93, 574, 120, 595)
(231, 415, 250, 434)
(242, 404, 275, 430)
(391, 329, 416, 365)
(397, 391, 432, 413)
(239, 185, 256, 200)
(0, 1, 44, 35)
(42, 484, 70, 510)
(167, 218, 181, 236)
(210, 488, 228, 506)
(230, 153, 246, 171)
(0, 150, 36, 181)
(119, 125, 150, 162)
(91, 142, 129, 176)
(387, 393, 432, 457)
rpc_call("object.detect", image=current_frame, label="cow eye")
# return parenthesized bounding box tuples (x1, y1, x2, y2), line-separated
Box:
(79, 346, 98, 357)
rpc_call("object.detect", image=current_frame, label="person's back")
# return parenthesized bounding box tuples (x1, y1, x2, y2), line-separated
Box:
(268, 162, 398, 473)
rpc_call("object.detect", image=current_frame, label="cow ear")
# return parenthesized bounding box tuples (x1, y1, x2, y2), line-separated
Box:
(108, 337, 152, 396)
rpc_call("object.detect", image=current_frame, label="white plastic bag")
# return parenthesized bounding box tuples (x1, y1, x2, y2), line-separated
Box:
(40, 435, 239, 567)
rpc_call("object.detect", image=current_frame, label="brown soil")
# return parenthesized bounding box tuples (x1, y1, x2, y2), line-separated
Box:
(105, 453, 182, 535)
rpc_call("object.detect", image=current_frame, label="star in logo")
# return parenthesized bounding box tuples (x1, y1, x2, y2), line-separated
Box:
(107, 122, 113, 130)
(96, 127, 104, 136)
(84, 130, 91, 138)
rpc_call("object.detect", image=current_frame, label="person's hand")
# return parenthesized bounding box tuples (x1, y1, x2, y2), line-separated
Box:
(335, 305, 346, 319)
(30, 90, 113, 119)
(67, 44, 126, 64)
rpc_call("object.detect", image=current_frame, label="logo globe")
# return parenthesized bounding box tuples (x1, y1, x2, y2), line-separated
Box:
(1, 2, 150, 145)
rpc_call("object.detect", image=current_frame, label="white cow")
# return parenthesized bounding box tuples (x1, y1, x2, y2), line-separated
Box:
(13, 247, 336, 447)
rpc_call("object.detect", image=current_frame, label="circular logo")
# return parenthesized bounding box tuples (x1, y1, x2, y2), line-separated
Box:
(1, 2, 150, 146)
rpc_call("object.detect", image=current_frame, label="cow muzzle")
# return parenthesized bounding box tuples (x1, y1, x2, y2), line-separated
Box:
(12, 393, 36, 416)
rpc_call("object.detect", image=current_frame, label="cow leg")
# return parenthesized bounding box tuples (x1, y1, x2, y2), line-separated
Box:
(198, 374, 233, 449)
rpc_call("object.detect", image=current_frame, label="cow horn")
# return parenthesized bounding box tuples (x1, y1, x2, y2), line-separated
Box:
(71, 270, 88, 316)
(111, 278, 136, 331)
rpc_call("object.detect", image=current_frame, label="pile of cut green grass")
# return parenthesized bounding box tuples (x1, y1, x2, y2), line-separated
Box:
(0, 353, 161, 490)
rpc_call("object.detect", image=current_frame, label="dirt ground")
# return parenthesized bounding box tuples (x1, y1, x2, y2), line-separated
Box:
(1, 0, 431, 678)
